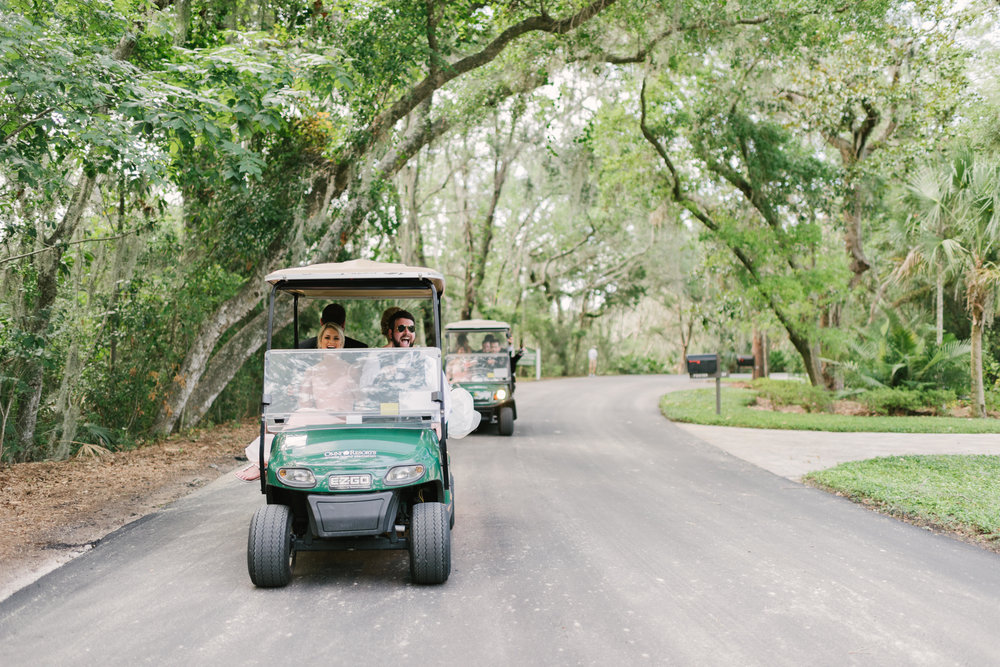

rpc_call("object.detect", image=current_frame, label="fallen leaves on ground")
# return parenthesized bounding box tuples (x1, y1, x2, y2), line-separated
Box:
(0, 421, 256, 591)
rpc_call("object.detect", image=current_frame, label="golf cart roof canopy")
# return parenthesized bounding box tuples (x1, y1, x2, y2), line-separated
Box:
(266, 259, 445, 298)
(444, 319, 510, 332)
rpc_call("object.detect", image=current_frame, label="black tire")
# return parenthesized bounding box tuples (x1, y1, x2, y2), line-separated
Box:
(409, 502, 451, 584)
(248, 504, 294, 588)
(498, 406, 514, 436)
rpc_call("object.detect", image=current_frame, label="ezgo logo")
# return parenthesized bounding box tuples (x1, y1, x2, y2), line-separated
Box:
(328, 474, 372, 490)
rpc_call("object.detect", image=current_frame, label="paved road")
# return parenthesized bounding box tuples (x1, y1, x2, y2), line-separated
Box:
(2, 375, 999, 665)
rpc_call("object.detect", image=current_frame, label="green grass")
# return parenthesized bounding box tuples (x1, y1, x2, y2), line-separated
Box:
(660, 387, 1000, 433)
(805, 456, 1000, 544)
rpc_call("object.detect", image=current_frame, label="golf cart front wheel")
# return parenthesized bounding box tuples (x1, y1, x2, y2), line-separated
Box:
(409, 502, 451, 584)
(498, 406, 514, 436)
(248, 504, 294, 588)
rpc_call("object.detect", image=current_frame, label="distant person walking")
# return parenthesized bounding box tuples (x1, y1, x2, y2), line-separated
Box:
(588, 347, 598, 377)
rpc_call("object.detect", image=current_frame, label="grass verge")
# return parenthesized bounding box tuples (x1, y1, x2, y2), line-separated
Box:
(659, 387, 1000, 433)
(804, 456, 1000, 551)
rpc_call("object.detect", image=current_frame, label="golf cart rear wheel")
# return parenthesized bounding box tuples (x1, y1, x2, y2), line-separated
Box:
(248, 504, 294, 588)
(409, 502, 451, 584)
(498, 406, 514, 436)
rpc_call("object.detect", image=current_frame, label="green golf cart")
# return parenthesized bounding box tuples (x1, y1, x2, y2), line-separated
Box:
(443, 319, 517, 436)
(247, 260, 454, 587)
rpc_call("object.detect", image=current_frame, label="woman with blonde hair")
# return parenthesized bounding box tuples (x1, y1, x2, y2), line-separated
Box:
(236, 323, 348, 481)
(300, 322, 354, 411)
(317, 322, 345, 349)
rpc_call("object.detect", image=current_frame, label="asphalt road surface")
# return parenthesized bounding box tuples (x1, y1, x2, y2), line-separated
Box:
(2, 375, 999, 665)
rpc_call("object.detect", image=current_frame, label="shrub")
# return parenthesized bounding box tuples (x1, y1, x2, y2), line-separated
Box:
(768, 349, 804, 374)
(750, 378, 831, 413)
(614, 353, 669, 375)
(987, 388, 1000, 415)
(768, 349, 790, 372)
(859, 387, 957, 416)
(834, 309, 969, 392)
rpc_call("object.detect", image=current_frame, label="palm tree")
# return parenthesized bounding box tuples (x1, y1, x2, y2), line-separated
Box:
(898, 149, 1000, 417)
(959, 157, 1000, 417)
(895, 159, 964, 345)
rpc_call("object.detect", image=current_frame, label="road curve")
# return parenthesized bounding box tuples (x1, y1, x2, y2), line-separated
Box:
(1, 375, 998, 665)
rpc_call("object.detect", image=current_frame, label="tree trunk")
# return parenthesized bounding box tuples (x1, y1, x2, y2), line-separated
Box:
(14, 174, 97, 457)
(751, 328, 764, 380)
(971, 320, 985, 418)
(786, 330, 822, 387)
(676, 300, 693, 374)
(48, 251, 86, 459)
(399, 157, 428, 267)
(935, 270, 944, 346)
(152, 261, 277, 435)
(173, 0, 191, 46)
(179, 301, 294, 430)
(762, 331, 769, 377)
(843, 187, 870, 287)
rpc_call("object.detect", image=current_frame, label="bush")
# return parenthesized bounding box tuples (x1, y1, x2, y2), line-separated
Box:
(750, 378, 831, 413)
(836, 309, 969, 393)
(860, 387, 957, 416)
(768, 349, 790, 372)
(768, 349, 804, 374)
(987, 388, 1000, 415)
(614, 354, 669, 375)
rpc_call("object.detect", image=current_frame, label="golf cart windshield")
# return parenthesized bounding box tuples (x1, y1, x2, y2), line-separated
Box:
(444, 325, 511, 384)
(264, 348, 443, 431)
(444, 353, 510, 383)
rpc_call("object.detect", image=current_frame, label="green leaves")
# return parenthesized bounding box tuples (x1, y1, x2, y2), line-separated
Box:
(834, 308, 970, 391)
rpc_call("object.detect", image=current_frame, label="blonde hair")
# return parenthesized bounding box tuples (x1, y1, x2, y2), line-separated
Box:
(318, 322, 345, 349)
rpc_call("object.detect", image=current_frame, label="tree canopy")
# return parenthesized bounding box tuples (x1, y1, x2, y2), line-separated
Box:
(2, 0, 999, 461)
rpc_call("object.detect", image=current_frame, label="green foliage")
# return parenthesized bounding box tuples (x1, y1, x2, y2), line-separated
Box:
(750, 378, 831, 413)
(859, 387, 957, 417)
(77, 267, 181, 437)
(3, 0, 997, 460)
(660, 387, 1000, 434)
(207, 350, 266, 426)
(833, 309, 970, 392)
(0, 3, 169, 200)
(767, 349, 804, 374)
(805, 455, 1000, 540)
(73, 422, 119, 454)
(613, 354, 668, 375)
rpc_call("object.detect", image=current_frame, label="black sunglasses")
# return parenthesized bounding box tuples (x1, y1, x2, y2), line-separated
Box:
(396, 324, 416, 333)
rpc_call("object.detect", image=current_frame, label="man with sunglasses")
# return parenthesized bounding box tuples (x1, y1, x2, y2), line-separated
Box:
(389, 310, 417, 347)
(360, 309, 452, 434)
(361, 309, 423, 386)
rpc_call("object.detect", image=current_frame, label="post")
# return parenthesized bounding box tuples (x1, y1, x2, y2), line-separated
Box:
(715, 375, 721, 415)
(686, 352, 722, 415)
(535, 346, 541, 380)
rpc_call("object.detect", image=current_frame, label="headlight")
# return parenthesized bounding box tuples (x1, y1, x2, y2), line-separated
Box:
(384, 464, 425, 486)
(494, 388, 508, 401)
(276, 467, 316, 487)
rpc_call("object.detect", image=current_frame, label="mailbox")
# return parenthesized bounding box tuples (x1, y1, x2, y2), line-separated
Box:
(736, 354, 754, 368)
(686, 353, 720, 378)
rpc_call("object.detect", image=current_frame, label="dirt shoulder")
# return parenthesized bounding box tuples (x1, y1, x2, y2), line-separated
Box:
(0, 421, 256, 601)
